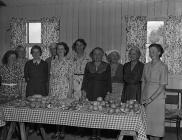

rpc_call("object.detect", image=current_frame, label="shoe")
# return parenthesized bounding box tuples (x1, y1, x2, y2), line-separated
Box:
(96, 136, 101, 140)
(51, 133, 57, 139)
(88, 136, 97, 140)
(57, 131, 65, 140)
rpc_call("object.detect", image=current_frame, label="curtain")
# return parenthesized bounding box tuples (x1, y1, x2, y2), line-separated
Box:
(9, 18, 27, 49)
(163, 16, 182, 74)
(125, 16, 147, 63)
(41, 17, 60, 60)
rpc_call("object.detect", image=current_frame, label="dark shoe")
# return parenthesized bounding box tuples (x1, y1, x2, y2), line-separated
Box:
(96, 136, 101, 140)
(51, 134, 57, 139)
(57, 131, 65, 140)
(88, 136, 97, 140)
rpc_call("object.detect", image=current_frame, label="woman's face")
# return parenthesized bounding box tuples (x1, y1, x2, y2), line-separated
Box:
(8, 54, 17, 65)
(50, 46, 57, 56)
(149, 47, 160, 60)
(109, 52, 119, 64)
(31, 48, 41, 59)
(75, 41, 85, 54)
(17, 47, 26, 58)
(57, 45, 65, 57)
(129, 49, 139, 61)
(92, 49, 103, 62)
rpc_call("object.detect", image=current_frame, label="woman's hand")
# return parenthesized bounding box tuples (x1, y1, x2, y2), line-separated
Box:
(142, 98, 152, 106)
(105, 92, 111, 101)
(80, 90, 86, 100)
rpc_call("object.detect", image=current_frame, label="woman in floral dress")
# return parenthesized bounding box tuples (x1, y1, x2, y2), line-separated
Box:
(0, 50, 24, 140)
(72, 39, 90, 100)
(15, 45, 28, 99)
(49, 42, 73, 139)
(49, 42, 73, 99)
(0, 50, 21, 101)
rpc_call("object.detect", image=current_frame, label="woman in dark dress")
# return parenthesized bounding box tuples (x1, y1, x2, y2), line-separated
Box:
(122, 47, 144, 103)
(81, 47, 111, 140)
(81, 47, 112, 101)
(24, 45, 48, 97)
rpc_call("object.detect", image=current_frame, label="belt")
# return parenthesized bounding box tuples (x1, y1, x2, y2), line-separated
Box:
(125, 83, 141, 85)
(74, 74, 84, 76)
(1, 83, 17, 86)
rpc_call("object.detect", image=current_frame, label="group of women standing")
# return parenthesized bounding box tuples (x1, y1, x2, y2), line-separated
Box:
(0, 40, 168, 140)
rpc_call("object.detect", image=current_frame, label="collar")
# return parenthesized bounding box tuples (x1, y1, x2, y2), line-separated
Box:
(33, 59, 41, 64)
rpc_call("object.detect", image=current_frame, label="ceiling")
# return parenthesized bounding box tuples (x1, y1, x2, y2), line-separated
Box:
(2, 0, 182, 7)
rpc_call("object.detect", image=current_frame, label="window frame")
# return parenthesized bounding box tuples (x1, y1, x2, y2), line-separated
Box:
(146, 18, 165, 63)
(26, 21, 42, 59)
(26, 21, 42, 44)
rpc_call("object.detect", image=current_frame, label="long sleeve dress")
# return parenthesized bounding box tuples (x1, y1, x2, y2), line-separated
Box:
(24, 60, 48, 97)
(81, 61, 112, 101)
(122, 61, 144, 103)
(142, 61, 168, 137)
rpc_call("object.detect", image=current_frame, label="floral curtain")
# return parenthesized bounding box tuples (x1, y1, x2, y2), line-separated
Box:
(41, 17, 60, 60)
(163, 16, 182, 74)
(125, 16, 147, 63)
(9, 18, 27, 49)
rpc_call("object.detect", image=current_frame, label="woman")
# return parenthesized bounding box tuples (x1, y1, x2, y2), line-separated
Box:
(49, 42, 73, 139)
(15, 45, 28, 99)
(0, 50, 21, 101)
(81, 47, 112, 101)
(72, 39, 90, 100)
(49, 42, 73, 99)
(81, 47, 111, 140)
(24, 45, 48, 97)
(142, 44, 168, 140)
(122, 47, 144, 103)
(0, 50, 24, 140)
(106, 50, 123, 103)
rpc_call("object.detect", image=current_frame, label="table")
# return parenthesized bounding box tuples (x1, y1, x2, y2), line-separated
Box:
(1, 105, 147, 140)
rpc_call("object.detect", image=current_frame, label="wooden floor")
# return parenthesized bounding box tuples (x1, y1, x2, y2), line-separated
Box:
(10, 125, 180, 140)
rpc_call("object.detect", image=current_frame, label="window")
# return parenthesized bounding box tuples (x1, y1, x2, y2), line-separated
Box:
(146, 21, 164, 63)
(26, 22, 42, 59)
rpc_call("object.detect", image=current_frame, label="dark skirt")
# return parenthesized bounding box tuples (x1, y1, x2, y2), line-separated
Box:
(121, 83, 141, 103)
(26, 81, 48, 97)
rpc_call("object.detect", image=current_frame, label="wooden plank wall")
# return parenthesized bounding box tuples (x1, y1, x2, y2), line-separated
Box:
(0, 0, 181, 63)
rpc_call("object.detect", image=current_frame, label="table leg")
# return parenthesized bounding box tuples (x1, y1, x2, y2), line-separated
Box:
(6, 122, 16, 140)
(19, 122, 27, 140)
(39, 124, 47, 140)
(117, 134, 123, 140)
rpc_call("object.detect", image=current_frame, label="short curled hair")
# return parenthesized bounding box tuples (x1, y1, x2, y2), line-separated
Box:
(15, 45, 26, 57)
(129, 47, 141, 58)
(2, 50, 18, 65)
(56, 42, 69, 56)
(89, 47, 104, 59)
(149, 43, 164, 58)
(72, 39, 87, 52)
(30, 45, 42, 56)
(106, 51, 121, 63)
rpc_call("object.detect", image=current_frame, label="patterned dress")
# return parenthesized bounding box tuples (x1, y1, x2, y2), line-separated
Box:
(0, 64, 21, 102)
(73, 54, 90, 100)
(16, 58, 28, 98)
(49, 58, 73, 99)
